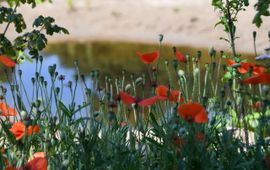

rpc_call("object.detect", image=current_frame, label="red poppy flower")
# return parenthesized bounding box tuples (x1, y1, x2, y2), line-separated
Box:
(155, 85, 183, 102)
(119, 91, 169, 107)
(9, 122, 26, 140)
(242, 73, 270, 84)
(0, 55, 16, 67)
(27, 125, 40, 135)
(227, 59, 265, 75)
(138, 96, 167, 106)
(0, 102, 17, 116)
(177, 103, 208, 123)
(136, 51, 159, 64)
(119, 92, 136, 105)
(24, 153, 47, 170)
(175, 50, 186, 63)
(4, 167, 18, 170)
(10, 122, 40, 140)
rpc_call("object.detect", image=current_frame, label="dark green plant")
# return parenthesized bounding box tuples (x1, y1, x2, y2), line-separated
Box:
(0, 0, 68, 58)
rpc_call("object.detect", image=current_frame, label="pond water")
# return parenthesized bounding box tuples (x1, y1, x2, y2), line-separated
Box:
(2, 41, 254, 110)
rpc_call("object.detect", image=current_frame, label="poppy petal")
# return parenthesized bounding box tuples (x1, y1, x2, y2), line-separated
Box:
(119, 91, 136, 105)
(227, 59, 235, 66)
(242, 73, 270, 84)
(138, 96, 167, 107)
(155, 85, 169, 97)
(178, 103, 208, 123)
(0, 102, 17, 116)
(24, 157, 47, 170)
(194, 109, 208, 123)
(136, 51, 158, 64)
(0, 55, 16, 67)
(9, 122, 26, 140)
(175, 50, 186, 63)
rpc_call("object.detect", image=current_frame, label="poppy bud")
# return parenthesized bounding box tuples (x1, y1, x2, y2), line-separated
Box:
(36, 99, 41, 108)
(81, 74, 85, 81)
(177, 69, 185, 77)
(159, 34, 164, 43)
(39, 56, 43, 63)
(75, 74, 79, 81)
(55, 71, 59, 78)
(173, 59, 178, 69)
(85, 88, 91, 96)
(40, 76, 44, 83)
(220, 51, 224, 58)
(197, 51, 202, 59)
(55, 87, 60, 95)
(58, 75, 65, 81)
(68, 81, 72, 88)
(151, 66, 157, 72)
(173, 47, 177, 54)
(253, 31, 257, 40)
(90, 71, 95, 78)
(125, 84, 132, 92)
(31, 77, 35, 84)
(94, 111, 101, 118)
(0, 95, 4, 100)
(151, 80, 157, 88)
(18, 69, 22, 77)
(48, 66, 54, 77)
(209, 47, 216, 57)
(226, 100, 232, 106)
(35, 72, 39, 79)
(179, 127, 187, 137)
(20, 110, 27, 119)
(135, 77, 143, 86)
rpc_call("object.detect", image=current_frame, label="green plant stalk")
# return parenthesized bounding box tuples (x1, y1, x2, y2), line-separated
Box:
(226, 0, 237, 57)
(214, 56, 222, 96)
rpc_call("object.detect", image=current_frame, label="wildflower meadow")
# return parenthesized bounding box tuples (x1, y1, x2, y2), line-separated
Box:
(0, 0, 270, 169)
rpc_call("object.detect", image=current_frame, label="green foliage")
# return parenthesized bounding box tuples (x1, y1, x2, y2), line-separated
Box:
(253, 0, 270, 27)
(0, 3, 68, 59)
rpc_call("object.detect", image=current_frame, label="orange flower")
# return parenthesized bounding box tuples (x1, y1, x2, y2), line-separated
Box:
(242, 73, 270, 84)
(0, 55, 16, 67)
(227, 59, 265, 75)
(136, 51, 158, 64)
(175, 50, 186, 63)
(177, 103, 208, 123)
(24, 152, 47, 170)
(138, 96, 167, 106)
(27, 125, 40, 135)
(155, 85, 183, 102)
(9, 122, 26, 140)
(9, 122, 40, 140)
(0, 102, 17, 116)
